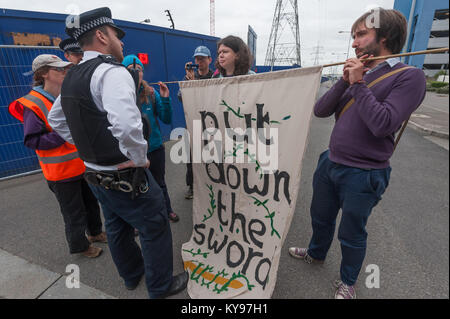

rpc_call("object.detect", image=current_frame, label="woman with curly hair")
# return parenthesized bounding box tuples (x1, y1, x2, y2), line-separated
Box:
(213, 35, 255, 78)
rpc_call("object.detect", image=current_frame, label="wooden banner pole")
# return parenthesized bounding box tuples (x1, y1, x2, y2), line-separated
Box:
(322, 47, 449, 68)
(147, 47, 449, 86)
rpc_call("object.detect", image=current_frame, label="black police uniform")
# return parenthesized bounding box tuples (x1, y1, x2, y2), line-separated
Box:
(61, 7, 188, 298)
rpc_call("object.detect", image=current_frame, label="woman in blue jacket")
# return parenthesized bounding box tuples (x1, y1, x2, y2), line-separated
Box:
(122, 55, 179, 222)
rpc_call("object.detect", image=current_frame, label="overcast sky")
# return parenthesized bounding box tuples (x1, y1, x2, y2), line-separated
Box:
(0, 0, 395, 72)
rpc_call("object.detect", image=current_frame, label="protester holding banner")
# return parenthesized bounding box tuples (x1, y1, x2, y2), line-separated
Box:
(179, 41, 323, 297)
(8, 54, 106, 258)
(122, 54, 179, 222)
(212, 35, 255, 78)
(288, 8, 426, 299)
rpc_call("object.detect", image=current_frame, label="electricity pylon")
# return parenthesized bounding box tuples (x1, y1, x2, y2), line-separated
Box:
(264, 0, 301, 70)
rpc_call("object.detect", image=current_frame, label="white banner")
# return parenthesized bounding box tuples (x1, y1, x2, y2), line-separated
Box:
(179, 66, 323, 298)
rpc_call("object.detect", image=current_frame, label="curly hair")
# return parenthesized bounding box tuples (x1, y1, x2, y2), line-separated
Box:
(215, 35, 253, 76)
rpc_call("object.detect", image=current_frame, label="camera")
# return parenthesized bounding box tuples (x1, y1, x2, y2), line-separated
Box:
(186, 63, 199, 70)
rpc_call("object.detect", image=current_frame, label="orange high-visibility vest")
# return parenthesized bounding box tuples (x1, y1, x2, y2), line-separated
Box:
(8, 90, 85, 182)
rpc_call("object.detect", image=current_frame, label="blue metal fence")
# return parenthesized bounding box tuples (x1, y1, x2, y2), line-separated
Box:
(0, 8, 220, 140)
(0, 9, 307, 179)
(0, 8, 220, 179)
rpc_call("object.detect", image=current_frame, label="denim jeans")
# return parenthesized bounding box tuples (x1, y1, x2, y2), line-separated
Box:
(88, 169, 173, 298)
(307, 150, 391, 286)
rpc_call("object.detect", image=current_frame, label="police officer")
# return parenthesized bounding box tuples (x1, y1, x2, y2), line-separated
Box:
(48, 7, 188, 299)
(59, 38, 83, 65)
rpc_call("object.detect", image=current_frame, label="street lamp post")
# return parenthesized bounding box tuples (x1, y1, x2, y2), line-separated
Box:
(338, 30, 352, 59)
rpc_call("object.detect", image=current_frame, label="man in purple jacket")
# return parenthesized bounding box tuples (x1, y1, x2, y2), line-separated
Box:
(289, 8, 426, 299)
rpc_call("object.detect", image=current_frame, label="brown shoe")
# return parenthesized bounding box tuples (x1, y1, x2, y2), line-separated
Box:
(81, 245, 103, 258)
(88, 232, 107, 243)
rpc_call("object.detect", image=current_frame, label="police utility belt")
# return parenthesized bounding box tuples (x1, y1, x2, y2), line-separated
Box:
(84, 167, 149, 200)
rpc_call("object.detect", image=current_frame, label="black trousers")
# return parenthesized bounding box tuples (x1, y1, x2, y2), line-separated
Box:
(186, 150, 193, 187)
(147, 146, 173, 213)
(47, 178, 103, 254)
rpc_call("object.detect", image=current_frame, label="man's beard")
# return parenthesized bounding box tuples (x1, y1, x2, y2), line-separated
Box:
(356, 39, 381, 58)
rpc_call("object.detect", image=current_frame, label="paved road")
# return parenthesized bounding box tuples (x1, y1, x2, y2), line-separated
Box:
(0, 111, 448, 299)
(409, 92, 449, 139)
(421, 92, 449, 114)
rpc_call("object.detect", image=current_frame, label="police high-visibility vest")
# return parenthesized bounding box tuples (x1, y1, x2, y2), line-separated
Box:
(8, 90, 85, 182)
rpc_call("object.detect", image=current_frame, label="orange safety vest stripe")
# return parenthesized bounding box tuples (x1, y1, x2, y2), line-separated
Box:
(39, 156, 86, 182)
(9, 90, 85, 181)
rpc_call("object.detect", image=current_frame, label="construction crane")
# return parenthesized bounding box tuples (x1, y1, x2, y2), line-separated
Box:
(210, 0, 215, 36)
